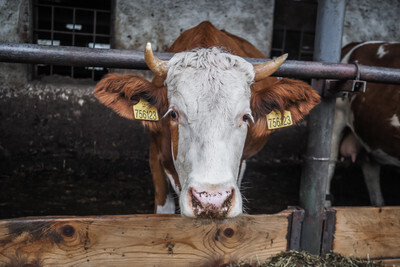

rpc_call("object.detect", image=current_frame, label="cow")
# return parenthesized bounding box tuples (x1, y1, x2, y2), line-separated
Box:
(94, 21, 320, 219)
(327, 41, 400, 206)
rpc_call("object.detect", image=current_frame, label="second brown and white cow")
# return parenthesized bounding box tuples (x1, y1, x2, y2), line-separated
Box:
(95, 21, 320, 219)
(327, 41, 400, 206)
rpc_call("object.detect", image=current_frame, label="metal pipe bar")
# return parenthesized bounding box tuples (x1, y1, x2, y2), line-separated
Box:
(33, 3, 111, 13)
(0, 42, 400, 84)
(34, 29, 111, 38)
(299, 0, 346, 255)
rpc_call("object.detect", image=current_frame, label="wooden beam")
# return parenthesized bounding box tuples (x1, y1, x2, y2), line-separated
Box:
(0, 210, 292, 266)
(379, 258, 400, 266)
(332, 206, 400, 260)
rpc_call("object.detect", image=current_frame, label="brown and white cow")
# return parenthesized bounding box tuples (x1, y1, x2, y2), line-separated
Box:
(327, 41, 400, 206)
(95, 21, 320, 219)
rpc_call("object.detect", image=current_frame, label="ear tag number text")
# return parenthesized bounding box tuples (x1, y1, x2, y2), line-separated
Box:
(267, 110, 293, 129)
(133, 99, 159, 121)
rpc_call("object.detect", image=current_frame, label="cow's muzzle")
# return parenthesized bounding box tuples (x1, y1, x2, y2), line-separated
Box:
(189, 187, 235, 219)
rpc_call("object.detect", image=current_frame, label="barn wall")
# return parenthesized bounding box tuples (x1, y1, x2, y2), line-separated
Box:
(342, 0, 400, 46)
(0, 0, 30, 87)
(113, 0, 275, 56)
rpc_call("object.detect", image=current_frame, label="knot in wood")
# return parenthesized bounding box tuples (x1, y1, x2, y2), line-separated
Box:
(61, 225, 75, 237)
(223, 227, 234, 238)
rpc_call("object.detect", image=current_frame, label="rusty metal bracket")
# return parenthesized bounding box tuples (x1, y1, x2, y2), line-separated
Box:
(286, 207, 336, 254)
(323, 62, 367, 97)
(287, 207, 305, 251)
(324, 79, 366, 97)
(320, 208, 337, 255)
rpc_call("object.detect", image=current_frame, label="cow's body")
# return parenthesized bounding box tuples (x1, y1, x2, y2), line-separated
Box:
(327, 41, 400, 206)
(95, 21, 319, 218)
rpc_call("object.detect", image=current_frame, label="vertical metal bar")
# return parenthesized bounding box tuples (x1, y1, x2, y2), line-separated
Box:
(299, 30, 306, 60)
(287, 208, 305, 251)
(92, 10, 97, 80)
(321, 208, 336, 255)
(71, 8, 76, 78)
(34, 2, 39, 78)
(282, 28, 287, 55)
(50, 5, 54, 75)
(72, 8, 76, 45)
(299, 0, 346, 255)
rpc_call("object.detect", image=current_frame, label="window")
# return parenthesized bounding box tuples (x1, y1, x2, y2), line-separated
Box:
(271, 0, 317, 61)
(33, 0, 112, 81)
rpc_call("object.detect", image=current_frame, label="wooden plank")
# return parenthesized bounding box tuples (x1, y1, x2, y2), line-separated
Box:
(332, 206, 400, 260)
(0, 210, 292, 266)
(380, 258, 400, 266)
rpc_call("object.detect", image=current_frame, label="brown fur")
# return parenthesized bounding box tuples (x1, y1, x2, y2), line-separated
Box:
(94, 21, 320, 210)
(149, 133, 170, 211)
(251, 78, 320, 136)
(168, 21, 265, 57)
(94, 73, 168, 131)
(345, 42, 400, 158)
(244, 78, 320, 159)
(170, 123, 179, 161)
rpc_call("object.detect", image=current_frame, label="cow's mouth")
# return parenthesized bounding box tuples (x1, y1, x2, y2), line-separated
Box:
(190, 189, 234, 219)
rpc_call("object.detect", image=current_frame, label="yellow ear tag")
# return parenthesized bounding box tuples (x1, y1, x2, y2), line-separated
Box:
(266, 110, 293, 129)
(133, 99, 159, 121)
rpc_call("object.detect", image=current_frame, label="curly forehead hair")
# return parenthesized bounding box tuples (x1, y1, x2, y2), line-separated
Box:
(165, 47, 255, 85)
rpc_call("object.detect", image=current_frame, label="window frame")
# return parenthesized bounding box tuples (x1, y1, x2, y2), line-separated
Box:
(32, 0, 115, 81)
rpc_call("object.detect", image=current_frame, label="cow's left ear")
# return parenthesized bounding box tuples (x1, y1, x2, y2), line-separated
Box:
(250, 78, 320, 134)
(94, 73, 168, 121)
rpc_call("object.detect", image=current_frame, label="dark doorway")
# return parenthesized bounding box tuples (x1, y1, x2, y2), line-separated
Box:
(271, 0, 318, 61)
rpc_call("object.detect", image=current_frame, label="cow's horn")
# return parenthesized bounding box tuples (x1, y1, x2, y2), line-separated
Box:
(253, 53, 288, 81)
(145, 42, 169, 78)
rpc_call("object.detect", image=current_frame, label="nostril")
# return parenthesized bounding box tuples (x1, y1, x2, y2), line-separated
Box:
(190, 188, 235, 219)
(191, 188, 234, 210)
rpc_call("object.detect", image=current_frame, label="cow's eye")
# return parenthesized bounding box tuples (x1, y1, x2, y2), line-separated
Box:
(170, 110, 179, 120)
(241, 113, 254, 124)
(162, 107, 180, 121)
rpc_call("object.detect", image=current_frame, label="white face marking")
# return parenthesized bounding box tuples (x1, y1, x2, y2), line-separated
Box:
(390, 114, 400, 128)
(165, 170, 180, 195)
(165, 48, 254, 218)
(377, 44, 388, 59)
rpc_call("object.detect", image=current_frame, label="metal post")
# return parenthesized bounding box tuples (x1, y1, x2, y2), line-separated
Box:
(299, 0, 346, 255)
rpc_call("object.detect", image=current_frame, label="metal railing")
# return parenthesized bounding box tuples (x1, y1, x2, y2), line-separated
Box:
(0, 43, 399, 84)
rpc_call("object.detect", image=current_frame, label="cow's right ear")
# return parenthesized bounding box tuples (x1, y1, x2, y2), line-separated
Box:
(94, 73, 167, 120)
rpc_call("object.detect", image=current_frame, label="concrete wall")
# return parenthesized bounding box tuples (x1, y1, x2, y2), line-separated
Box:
(0, 0, 31, 87)
(114, 0, 275, 56)
(342, 0, 400, 46)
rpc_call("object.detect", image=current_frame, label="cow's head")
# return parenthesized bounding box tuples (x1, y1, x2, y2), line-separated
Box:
(95, 43, 320, 219)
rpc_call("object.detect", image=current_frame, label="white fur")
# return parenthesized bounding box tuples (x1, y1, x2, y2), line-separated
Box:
(156, 193, 176, 214)
(377, 44, 388, 59)
(165, 48, 254, 218)
(390, 114, 400, 128)
(327, 98, 350, 206)
(238, 160, 246, 189)
(341, 41, 384, 63)
(165, 170, 180, 195)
